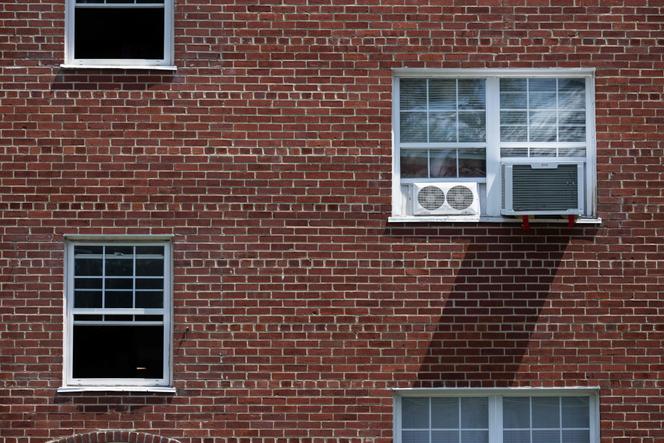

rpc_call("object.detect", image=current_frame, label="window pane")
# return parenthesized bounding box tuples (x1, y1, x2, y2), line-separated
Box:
(501, 111, 527, 125)
(559, 111, 585, 125)
(75, 8, 165, 59)
(558, 79, 585, 109)
(529, 126, 557, 142)
(501, 126, 527, 142)
(504, 431, 530, 443)
(75, 278, 102, 290)
(136, 259, 164, 276)
(74, 245, 102, 255)
(460, 397, 488, 428)
(429, 112, 457, 142)
(403, 397, 429, 429)
(75, 258, 102, 276)
(532, 397, 560, 428)
(529, 78, 556, 92)
(533, 430, 560, 443)
(106, 278, 132, 290)
(403, 431, 429, 443)
(401, 150, 429, 178)
(72, 325, 163, 378)
(401, 79, 428, 111)
(429, 79, 456, 110)
(458, 112, 485, 142)
(432, 431, 459, 443)
(561, 398, 589, 428)
(431, 397, 459, 429)
(559, 126, 585, 142)
(558, 147, 586, 157)
(561, 431, 589, 443)
(501, 78, 527, 92)
(136, 278, 163, 290)
(136, 291, 163, 308)
(105, 258, 133, 276)
(504, 397, 530, 428)
(105, 246, 133, 256)
(74, 291, 102, 308)
(530, 110, 557, 126)
(136, 245, 165, 255)
(458, 79, 485, 110)
(430, 149, 457, 178)
(461, 431, 488, 443)
(401, 112, 428, 143)
(458, 149, 485, 177)
(500, 93, 527, 109)
(529, 92, 556, 109)
(105, 291, 133, 308)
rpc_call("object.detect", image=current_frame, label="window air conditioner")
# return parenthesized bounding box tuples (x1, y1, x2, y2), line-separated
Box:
(502, 161, 584, 216)
(412, 182, 481, 218)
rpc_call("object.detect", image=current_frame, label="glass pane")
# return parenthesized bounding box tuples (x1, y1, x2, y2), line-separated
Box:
(458, 79, 485, 110)
(559, 78, 585, 92)
(501, 111, 527, 125)
(431, 397, 459, 429)
(403, 431, 429, 443)
(75, 278, 102, 290)
(105, 291, 133, 308)
(136, 245, 164, 255)
(75, 258, 102, 276)
(136, 259, 163, 276)
(500, 93, 527, 109)
(561, 398, 589, 428)
(461, 431, 488, 443)
(559, 126, 585, 142)
(558, 92, 585, 109)
(504, 397, 530, 429)
(504, 431, 530, 443)
(401, 112, 428, 143)
(72, 325, 164, 378)
(429, 112, 457, 142)
(401, 79, 428, 110)
(74, 245, 102, 255)
(501, 147, 528, 157)
(530, 148, 557, 158)
(530, 110, 556, 126)
(529, 126, 557, 142)
(136, 291, 163, 308)
(458, 112, 485, 142)
(529, 92, 556, 109)
(432, 431, 459, 443)
(501, 78, 527, 92)
(430, 149, 457, 178)
(533, 397, 560, 428)
(501, 126, 527, 142)
(105, 246, 133, 256)
(104, 314, 133, 321)
(559, 111, 585, 125)
(561, 430, 589, 443)
(402, 397, 429, 429)
(429, 79, 456, 110)
(401, 150, 429, 178)
(75, 8, 164, 60)
(460, 397, 488, 428)
(558, 147, 586, 157)
(74, 291, 102, 308)
(458, 149, 485, 177)
(529, 78, 556, 92)
(106, 278, 133, 290)
(105, 258, 133, 276)
(533, 430, 560, 443)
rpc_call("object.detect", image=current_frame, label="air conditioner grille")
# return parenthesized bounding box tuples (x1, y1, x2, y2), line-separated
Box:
(512, 164, 578, 211)
(417, 186, 445, 210)
(447, 185, 474, 210)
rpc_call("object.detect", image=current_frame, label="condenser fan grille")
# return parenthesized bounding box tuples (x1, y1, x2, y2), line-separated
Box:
(417, 186, 445, 210)
(446, 185, 475, 210)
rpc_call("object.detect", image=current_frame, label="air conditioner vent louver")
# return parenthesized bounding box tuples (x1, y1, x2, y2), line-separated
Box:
(412, 182, 480, 218)
(502, 162, 584, 216)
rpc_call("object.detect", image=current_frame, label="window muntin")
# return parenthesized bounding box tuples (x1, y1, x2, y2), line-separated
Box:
(65, 242, 171, 387)
(396, 392, 597, 443)
(65, 0, 174, 67)
(392, 70, 595, 219)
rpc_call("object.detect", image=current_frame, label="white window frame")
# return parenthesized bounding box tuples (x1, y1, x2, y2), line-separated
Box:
(60, 238, 174, 392)
(63, 0, 175, 70)
(393, 387, 600, 443)
(390, 68, 597, 223)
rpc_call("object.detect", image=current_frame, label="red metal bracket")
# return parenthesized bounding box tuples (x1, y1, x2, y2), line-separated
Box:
(521, 215, 530, 231)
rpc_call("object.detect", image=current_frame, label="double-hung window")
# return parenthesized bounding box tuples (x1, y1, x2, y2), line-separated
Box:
(394, 389, 599, 443)
(391, 69, 596, 222)
(64, 0, 175, 69)
(62, 241, 172, 390)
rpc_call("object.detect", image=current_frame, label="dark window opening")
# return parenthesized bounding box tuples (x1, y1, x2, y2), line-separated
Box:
(74, 8, 165, 60)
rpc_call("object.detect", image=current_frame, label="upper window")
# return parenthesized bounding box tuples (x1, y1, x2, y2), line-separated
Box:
(392, 69, 596, 222)
(395, 389, 599, 443)
(64, 0, 174, 68)
(63, 242, 172, 389)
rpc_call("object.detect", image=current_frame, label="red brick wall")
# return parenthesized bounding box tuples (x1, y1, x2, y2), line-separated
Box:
(1, 1, 663, 442)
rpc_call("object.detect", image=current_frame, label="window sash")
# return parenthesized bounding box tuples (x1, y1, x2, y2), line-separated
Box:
(64, 241, 172, 387)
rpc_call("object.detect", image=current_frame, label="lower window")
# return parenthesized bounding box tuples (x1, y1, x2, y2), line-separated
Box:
(395, 389, 598, 443)
(64, 241, 172, 388)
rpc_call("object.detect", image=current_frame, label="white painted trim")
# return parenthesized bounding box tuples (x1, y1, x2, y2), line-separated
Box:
(57, 386, 176, 393)
(393, 68, 596, 78)
(392, 387, 600, 395)
(60, 64, 177, 71)
(387, 216, 602, 224)
(391, 77, 401, 217)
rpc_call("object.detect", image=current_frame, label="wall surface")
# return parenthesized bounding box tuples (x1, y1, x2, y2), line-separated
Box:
(1, 1, 663, 442)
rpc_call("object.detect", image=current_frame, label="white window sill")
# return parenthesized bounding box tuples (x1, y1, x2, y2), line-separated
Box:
(57, 386, 176, 394)
(60, 64, 177, 71)
(388, 216, 602, 225)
